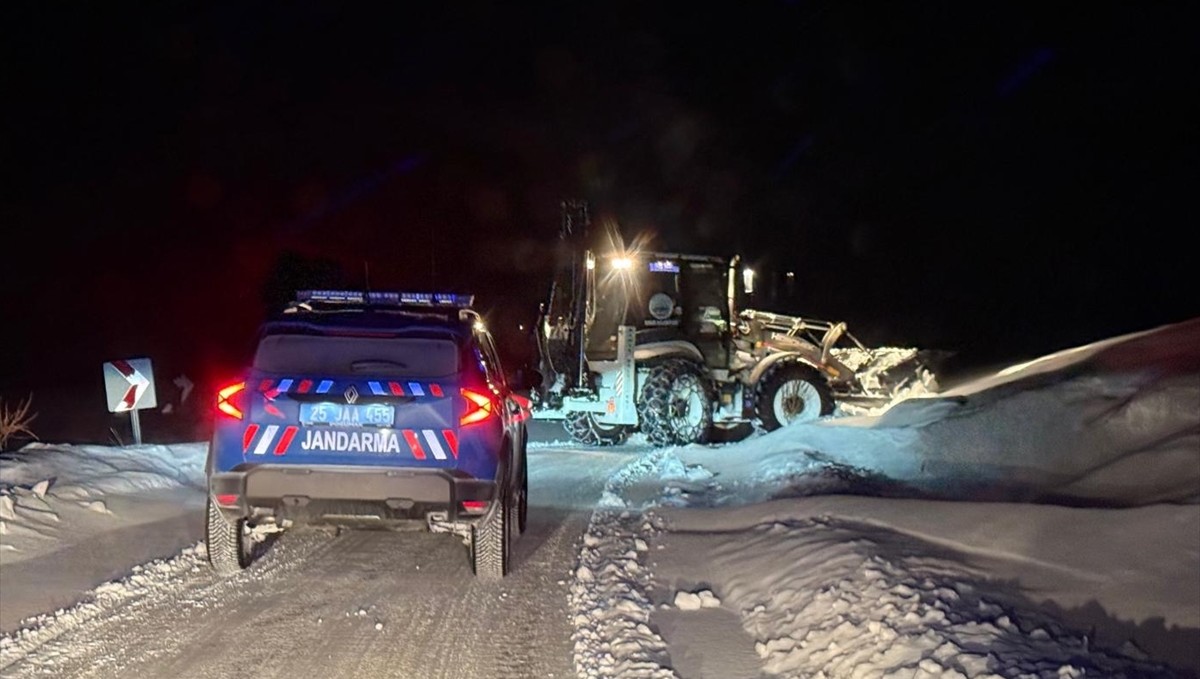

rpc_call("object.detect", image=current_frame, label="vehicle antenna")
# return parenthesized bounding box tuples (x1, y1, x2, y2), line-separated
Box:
(363, 259, 371, 294)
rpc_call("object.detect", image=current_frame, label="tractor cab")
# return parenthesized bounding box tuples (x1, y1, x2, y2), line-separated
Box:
(585, 251, 735, 371)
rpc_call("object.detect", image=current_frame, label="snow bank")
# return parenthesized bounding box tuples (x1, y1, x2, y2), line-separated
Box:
(576, 449, 1197, 677)
(0, 443, 207, 630)
(571, 318, 1200, 678)
(0, 443, 205, 557)
(665, 497, 1198, 674)
(0, 442, 206, 499)
(653, 501, 1187, 678)
(686, 317, 1200, 506)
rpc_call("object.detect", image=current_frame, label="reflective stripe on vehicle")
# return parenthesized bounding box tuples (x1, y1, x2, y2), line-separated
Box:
(422, 429, 447, 460)
(261, 426, 458, 461)
(253, 425, 279, 455)
(274, 426, 299, 455)
(253, 378, 449, 398)
(242, 424, 260, 452)
(441, 429, 459, 458)
(402, 430, 427, 459)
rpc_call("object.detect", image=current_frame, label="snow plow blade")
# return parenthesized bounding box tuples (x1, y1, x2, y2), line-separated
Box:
(829, 346, 943, 405)
(740, 309, 942, 413)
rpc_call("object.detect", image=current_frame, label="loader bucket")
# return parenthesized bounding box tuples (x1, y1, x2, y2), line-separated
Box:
(829, 346, 941, 402)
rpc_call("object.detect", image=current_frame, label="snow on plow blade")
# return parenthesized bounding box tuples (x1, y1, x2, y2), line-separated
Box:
(740, 309, 940, 412)
(829, 346, 941, 406)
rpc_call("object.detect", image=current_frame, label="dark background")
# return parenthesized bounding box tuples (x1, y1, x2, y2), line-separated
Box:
(2, 2, 1196, 442)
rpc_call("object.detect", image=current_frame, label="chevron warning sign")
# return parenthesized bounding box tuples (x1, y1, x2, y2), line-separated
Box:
(103, 358, 158, 412)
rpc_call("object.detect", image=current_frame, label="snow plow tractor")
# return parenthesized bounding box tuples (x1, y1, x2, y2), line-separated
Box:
(530, 201, 937, 446)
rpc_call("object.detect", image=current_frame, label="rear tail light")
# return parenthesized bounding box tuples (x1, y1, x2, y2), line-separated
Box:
(215, 493, 240, 507)
(459, 388, 497, 426)
(461, 500, 489, 514)
(217, 382, 246, 419)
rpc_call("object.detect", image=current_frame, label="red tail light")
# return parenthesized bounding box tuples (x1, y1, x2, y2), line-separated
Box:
(215, 493, 240, 507)
(217, 382, 246, 420)
(461, 500, 489, 514)
(460, 388, 497, 426)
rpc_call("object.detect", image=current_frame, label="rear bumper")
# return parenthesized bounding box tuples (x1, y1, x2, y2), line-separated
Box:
(209, 464, 496, 525)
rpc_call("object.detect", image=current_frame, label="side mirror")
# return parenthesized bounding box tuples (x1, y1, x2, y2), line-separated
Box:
(508, 366, 543, 392)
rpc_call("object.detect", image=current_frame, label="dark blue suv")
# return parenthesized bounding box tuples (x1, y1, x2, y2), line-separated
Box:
(205, 291, 535, 579)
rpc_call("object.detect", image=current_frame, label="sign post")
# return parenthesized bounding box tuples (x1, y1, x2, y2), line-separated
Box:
(102, 358, 157, 445)
(130, 407, 143, 446)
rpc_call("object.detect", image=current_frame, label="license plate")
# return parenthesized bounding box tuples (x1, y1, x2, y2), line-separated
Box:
(299, 402, 395, 427)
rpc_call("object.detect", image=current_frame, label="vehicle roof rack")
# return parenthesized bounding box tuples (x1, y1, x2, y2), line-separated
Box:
(292, 290, 475, 307)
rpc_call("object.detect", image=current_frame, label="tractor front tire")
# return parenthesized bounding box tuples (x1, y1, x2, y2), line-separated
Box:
(755, 363, 834, 430)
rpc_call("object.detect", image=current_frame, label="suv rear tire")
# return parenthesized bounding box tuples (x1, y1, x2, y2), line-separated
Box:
(471, 487, 511, 579)
(206, 499, 251, 575)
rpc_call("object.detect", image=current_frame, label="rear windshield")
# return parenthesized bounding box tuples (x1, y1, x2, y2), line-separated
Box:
(253, 334, 460, 378)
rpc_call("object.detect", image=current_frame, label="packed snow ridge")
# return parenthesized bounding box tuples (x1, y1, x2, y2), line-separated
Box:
(0, 443, 206, 559)
(571, 449, 678, 679)
(0, 544, 207, 669)
(571, 318, 1199, 678)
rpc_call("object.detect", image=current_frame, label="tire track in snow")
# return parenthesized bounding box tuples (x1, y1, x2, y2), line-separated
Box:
(0, 530, 338, 676)
(570, 448, 680, 679)
(2, 524, 578, 679)
(2, 447, 631, 679)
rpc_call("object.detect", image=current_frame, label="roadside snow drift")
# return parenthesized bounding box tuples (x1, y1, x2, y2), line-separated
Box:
(686, 317, 1200, 506)
(0, 442, 205, 555)
(1, 442, 204, 495)
(0, 443, 207, 631)
(572, 319, 1200, 678)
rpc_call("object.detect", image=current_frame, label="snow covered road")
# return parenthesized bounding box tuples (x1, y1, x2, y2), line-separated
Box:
(2, 319, 1197, 678)
(0, 447, 637, 678)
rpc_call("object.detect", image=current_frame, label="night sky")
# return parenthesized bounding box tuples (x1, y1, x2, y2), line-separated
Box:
(4, 2, 1196, 398)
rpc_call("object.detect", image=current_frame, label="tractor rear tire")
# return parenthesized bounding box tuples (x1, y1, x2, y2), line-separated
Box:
(755, 363, 834, 430)
(639, 358, 714, 446)
(564, 411, 630, 446)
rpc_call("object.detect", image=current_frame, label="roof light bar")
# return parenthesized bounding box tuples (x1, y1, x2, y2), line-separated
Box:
(294, 290, 475, 308)
(395, 292, 476, 307)
(297, 289, 365, 303)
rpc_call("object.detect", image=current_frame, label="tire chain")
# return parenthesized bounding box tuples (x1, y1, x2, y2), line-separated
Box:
(637, 357, 714, 446)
